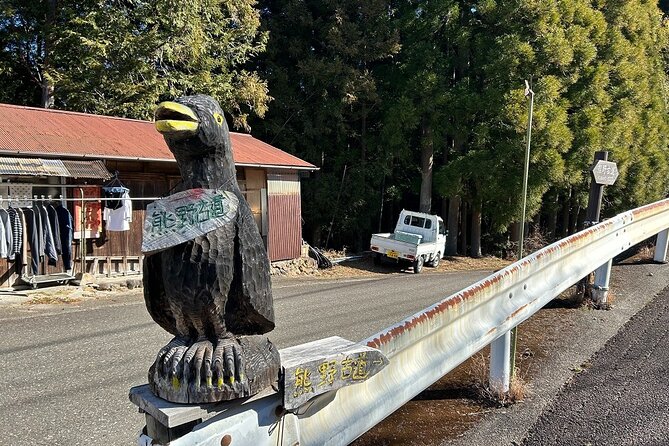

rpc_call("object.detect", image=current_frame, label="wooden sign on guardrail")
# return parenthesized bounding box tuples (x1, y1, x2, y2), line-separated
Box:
(281, 336, 389, 410)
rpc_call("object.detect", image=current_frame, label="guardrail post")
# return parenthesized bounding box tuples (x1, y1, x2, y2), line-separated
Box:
(489, 331, 511, 394)
(654, 229, 669, 263)
(591, 259, 612, 307)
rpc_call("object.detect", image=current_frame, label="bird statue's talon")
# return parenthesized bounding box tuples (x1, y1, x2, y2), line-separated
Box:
(149, 335, 279, 403)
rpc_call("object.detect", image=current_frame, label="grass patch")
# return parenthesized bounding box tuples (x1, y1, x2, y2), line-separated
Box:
(24, 294, 82, 305)
(467, 353, 531, 406)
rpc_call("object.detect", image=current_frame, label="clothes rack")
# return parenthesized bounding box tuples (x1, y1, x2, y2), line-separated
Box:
(0, 195, 162, 202)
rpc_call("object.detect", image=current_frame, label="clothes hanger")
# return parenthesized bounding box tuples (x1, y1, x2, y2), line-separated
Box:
(103, 171, 128, 191)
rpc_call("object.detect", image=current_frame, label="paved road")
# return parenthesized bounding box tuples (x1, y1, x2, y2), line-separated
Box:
(0, 269, 489, 446)
(522, 285, 669, 446)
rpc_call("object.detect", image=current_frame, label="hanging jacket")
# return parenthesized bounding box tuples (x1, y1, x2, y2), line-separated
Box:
(7, 207, 23, 260)
(22, 208, 40, 275)
(56, 205, 73, 271)
(102, 186, 128, 210)
(47, 205, 61, 254)
(36, 204, 57, 266)
(33, 205, 44, 258)
(18, 208, 28, 267)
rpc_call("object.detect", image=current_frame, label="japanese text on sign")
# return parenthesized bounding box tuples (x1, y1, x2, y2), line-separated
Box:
(142, 189, 239, 254)
(293, 352, 383, 398)
(150, 194, 228, 234)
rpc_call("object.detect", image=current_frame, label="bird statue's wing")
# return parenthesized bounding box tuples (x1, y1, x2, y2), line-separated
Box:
(143, 253, 178, 335)
(224, 203, 275, 334)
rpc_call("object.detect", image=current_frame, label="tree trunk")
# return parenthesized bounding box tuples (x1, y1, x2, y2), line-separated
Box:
(419, 119, 433, 213)
(470, 200, 482, 258)
(41, 0, 57, 108)
(569, 195, 579, 235)
(361, 105, 367, 162)
(560, 189, 572, 236)
(510, 222, 520, 243)
(576, 207, 586, 232)
(547, 209, 557, 240)
(378, 174, 385, 232)
(459, 200, 468, 255)
(446, 196, 460, 256)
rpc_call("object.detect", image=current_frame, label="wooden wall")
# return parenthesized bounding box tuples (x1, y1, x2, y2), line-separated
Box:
(0, 161, 304, 287)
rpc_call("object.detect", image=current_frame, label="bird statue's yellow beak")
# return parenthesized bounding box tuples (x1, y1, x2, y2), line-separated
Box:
(154, 102, 199, 136)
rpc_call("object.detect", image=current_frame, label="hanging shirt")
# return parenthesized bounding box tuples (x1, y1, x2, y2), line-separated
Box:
(0, 208, 13, 260)
(56, 205, 73, 271)
(103, 190, 133, 231)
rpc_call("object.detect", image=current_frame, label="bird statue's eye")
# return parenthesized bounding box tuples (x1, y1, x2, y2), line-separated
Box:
(214, 113, 224, 126)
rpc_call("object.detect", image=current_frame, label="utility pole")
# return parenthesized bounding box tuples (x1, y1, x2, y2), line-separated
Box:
(510, 80, 534, 380)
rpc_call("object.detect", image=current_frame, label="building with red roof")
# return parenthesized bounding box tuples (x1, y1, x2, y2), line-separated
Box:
(0, 103, 317, 286)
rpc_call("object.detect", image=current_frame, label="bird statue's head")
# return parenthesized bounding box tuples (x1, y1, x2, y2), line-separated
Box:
(154, 95, 230, 158)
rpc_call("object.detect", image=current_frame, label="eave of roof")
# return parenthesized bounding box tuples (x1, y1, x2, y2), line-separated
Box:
(0, 103, 318, 171)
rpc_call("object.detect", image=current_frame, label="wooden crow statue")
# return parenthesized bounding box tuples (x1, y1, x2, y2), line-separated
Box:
(145, 94, 280, 403)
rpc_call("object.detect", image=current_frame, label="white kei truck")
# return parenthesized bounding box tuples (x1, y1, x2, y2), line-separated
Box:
(369, 209, 446, 273)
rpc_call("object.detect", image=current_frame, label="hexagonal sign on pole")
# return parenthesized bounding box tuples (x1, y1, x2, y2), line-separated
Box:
(591, 160, 619, 186)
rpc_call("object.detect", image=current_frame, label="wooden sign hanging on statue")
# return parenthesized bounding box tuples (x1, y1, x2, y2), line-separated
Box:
(142, 189, 239, 254)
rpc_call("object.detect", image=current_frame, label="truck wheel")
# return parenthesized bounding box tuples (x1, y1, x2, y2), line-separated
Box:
(374, 253, 382, 265)
(430, 252, 441, 268)
(413, 256, 424, 274)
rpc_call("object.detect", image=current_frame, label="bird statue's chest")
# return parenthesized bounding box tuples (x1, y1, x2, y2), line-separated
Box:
(159, 218, 237, 282)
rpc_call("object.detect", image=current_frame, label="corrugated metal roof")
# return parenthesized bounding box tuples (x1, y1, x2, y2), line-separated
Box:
(62, 159, 112, 179)
(0, 157, 112, 178)
(0, 157, 70, 176)
(0, 103, 317, 170)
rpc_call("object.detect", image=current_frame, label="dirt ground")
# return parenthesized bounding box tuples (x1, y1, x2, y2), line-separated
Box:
(285, 254, 511, 279)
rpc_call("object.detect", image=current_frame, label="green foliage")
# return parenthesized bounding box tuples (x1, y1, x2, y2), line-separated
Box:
(251, 0, 401, 248)
(0, 0, 269, 128)
(253, 0, 669, 249)
(2, 0, 668, 252)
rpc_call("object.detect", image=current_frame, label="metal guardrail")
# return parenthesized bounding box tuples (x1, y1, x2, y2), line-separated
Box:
(141, 199, 669, 446)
